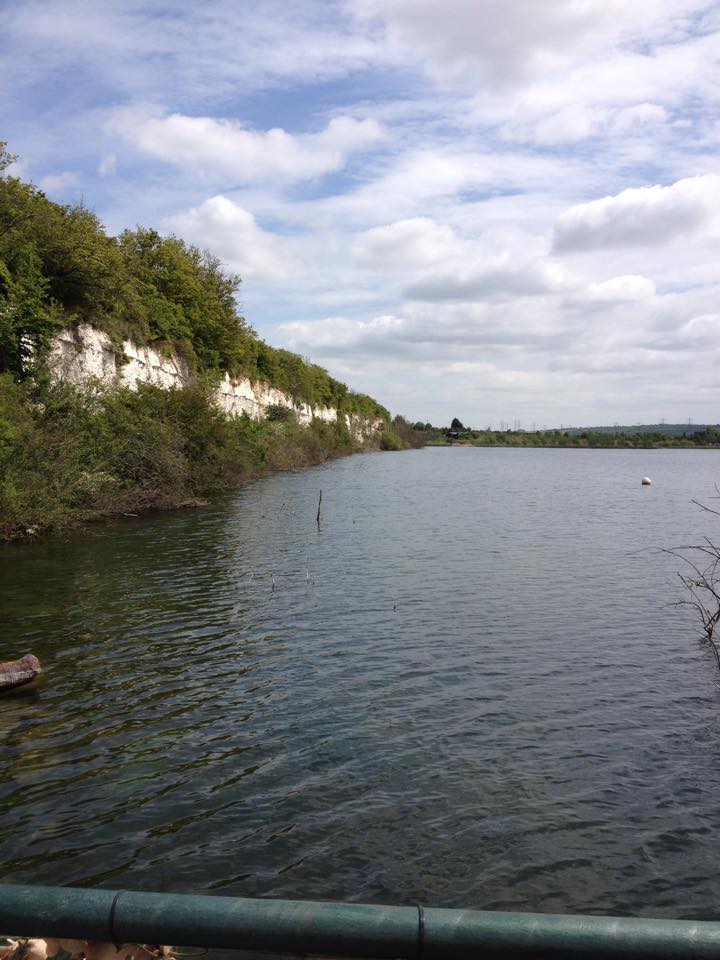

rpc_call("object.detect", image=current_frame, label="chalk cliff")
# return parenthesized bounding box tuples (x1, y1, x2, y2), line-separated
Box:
(49, 324, 382, 440)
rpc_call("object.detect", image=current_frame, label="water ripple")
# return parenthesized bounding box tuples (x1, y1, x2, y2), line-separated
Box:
(2, 448, 720, 916)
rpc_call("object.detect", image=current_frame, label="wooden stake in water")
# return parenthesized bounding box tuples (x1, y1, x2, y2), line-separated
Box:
(316, 489, 322, 527)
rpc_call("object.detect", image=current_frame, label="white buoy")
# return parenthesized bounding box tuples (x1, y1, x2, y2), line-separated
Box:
(641, 476, 652, 485)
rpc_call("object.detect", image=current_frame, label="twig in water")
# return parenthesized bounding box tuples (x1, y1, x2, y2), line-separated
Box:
(271, 574, 276, 591)
(316, 489, 323, 527)
(663, 492, 720, 672)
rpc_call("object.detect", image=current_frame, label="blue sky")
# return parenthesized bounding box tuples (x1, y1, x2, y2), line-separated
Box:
(2, 0, 720, 427)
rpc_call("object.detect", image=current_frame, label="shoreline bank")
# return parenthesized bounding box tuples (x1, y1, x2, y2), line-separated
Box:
(0, 376, 387, 544)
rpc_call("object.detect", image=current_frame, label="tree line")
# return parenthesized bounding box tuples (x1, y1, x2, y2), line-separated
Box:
(411, 422, 720, 449)
(0, 142, 403, 539)
(0, 141, 386, 423)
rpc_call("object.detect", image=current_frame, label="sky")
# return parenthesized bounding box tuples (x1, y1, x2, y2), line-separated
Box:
(2, 0, 720, 428)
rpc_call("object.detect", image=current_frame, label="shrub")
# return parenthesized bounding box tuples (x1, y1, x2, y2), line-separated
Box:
(0, 375, 373, 539)
(265, 403, 295, 422)
(379, 430, 403, 451)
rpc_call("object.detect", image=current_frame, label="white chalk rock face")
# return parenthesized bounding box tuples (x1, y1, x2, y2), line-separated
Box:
(214, 376, 341, 426)
(49, 325, 121, 385)
(119, 338, 190, 389)
(48, 324, 191, 389)
(215, 373, 297, 420)
(48, 325, 381, 442)
(346, 412, 385, 439)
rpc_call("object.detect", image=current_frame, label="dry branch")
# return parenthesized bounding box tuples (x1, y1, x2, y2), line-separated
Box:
(666, 493, 720, 671)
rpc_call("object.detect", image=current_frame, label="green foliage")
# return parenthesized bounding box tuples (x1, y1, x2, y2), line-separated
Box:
(116, 228, 255, 372)
(0, 148, 395, 539)
(0, 157, 390, 421)
(265, 403, 295, 422)
(417, 421, 720, 449)
(0, 377, 369, 540)
(0, 142, 17, 173)
(379, 430, 403, 451)
(391, 415, 425, 449)
(459, 427, 716, 448)
(0, 173, 134, 369)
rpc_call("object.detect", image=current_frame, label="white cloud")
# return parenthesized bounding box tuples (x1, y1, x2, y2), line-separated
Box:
(404, 258, 572, 302)
(276, 279, 720, 425)
(352, 218, 458, 269)
(298, 149, 578, 234)
(675, 312, 720, 347)
(533, 105, 608, 145)
(98, 153, 116, 176)
(349, 215, 577, 306)
(5, 0, 720, 424)
(4, 1, 384, 104)
(353, 0, 710, 87)
(110, 109, 384, 185)
(165, 195, 292, 281)
(353, 0, 617, 85)
(610, 103, 668, 134)
(39, 170, 79, 192)
(501, 102, 668, 146)
(553, 175, 720, 251)
(281, 314, 409, 352)
(561, 275, 657, 311)
(584, 275, 656, 303)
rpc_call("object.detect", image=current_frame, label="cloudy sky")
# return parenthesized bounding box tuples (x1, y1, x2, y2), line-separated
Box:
(3, 0, 720, 427)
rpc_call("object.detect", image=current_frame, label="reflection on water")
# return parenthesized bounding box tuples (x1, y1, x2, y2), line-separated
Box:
(2, 447, 720, 916)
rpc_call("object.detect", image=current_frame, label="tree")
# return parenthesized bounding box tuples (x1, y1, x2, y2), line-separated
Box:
(667, 492, 720, 672)
(391, 415, 424, 448)
(0, 170, 125, 375)
(265, 403, 295, 422)
(0, 147, 392, 427)
(0, 246, 56, 377)
(0, 141, 17, 174)
(451, 417, 464, 431)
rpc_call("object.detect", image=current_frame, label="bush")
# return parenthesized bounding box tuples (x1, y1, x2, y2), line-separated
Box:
(0, 145, 395, 539)
(379, 430, 403, 451)
(0, 376, 371, 540)
(265, 403, 295, 422)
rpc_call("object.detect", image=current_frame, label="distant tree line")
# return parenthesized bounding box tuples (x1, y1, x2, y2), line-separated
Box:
(412, 421, 720, 449)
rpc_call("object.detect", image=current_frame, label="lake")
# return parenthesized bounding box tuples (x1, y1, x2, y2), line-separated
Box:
(2, 446, 720, 918)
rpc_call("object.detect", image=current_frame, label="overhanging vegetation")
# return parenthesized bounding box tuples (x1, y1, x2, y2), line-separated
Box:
(0, 142, 401, 540)
(0, 142, 387, 424)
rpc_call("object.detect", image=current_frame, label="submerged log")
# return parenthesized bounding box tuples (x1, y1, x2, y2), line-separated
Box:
(0, 654, 41, 692)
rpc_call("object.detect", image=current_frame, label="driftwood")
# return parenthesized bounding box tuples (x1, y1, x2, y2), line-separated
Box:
(0, 655, 41, 692)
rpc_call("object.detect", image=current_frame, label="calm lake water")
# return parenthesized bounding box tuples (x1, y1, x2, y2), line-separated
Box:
(3, 447, 720, 918)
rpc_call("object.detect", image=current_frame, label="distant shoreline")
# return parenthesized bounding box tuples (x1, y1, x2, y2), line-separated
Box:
(424, 439, 720, 450)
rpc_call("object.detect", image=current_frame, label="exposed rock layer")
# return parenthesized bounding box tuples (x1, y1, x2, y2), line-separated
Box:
(49, 325, 382, 439)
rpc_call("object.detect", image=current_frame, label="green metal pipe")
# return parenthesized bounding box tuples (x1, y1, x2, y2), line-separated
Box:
(2, 884, 720, 959)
